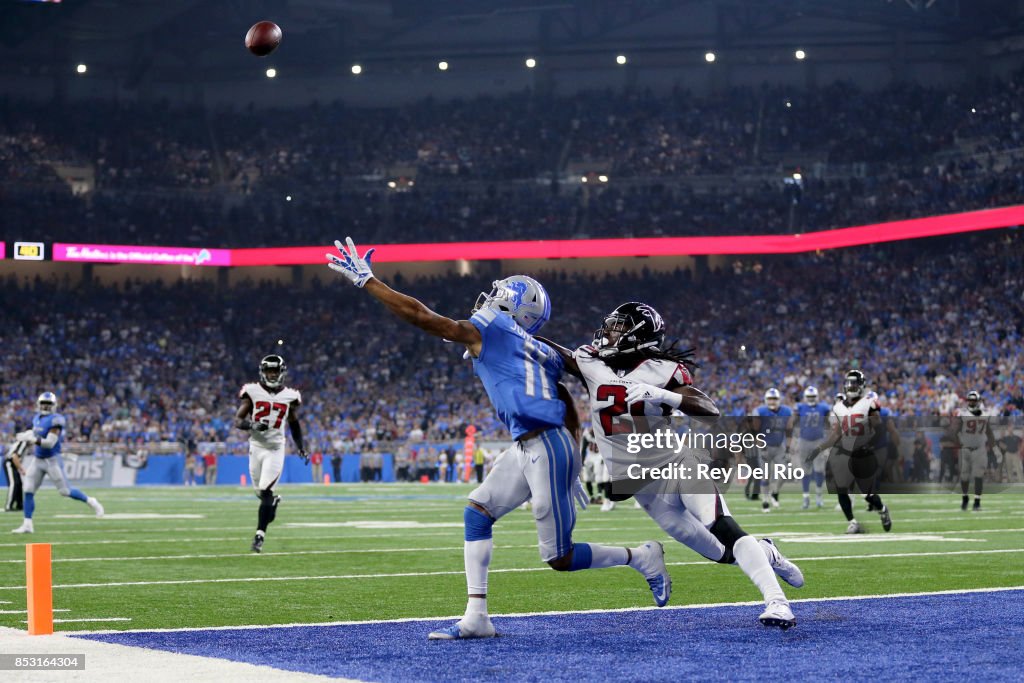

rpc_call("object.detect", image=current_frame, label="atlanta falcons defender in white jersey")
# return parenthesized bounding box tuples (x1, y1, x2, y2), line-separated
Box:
(541, 302, 802, 629)
(949, 390, 996, 511)
(810, 370, 893, 534)
(234, 355, 308, 553)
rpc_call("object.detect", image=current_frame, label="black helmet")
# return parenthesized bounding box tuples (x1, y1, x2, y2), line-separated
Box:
(843, 370, 866, 400)
(966, 390, 981, 412)
(260, 355, 287, 389)
(594, 302, 666, 358)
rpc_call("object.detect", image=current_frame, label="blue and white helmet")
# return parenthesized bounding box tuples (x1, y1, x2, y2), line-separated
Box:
(473, 275, 551, 334)
(764, 388, 781, 404)
(803, 386, 819, 402)
(37, 392, 57, 415)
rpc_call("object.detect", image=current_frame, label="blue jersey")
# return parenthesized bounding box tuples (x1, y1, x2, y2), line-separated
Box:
(32, 412, 66, 458)
(756, 405, 792, 447)
(796, 402, 831, 440)
(469, 307, 566, 440)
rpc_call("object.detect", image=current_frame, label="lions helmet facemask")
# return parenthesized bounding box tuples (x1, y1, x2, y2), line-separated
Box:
(472, 275, 551, 334)
(803, 386, 819, 403)
(37, 391, 57, 415)
(594, 302, 666, 358)
(966, 390, 981, 413)
(259, 355, 287, 389)
(844, 370, 866, 401)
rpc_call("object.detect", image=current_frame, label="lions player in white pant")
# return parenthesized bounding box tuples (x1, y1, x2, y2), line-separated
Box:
(328, 238, 671, 641)
(12, 392, 103, 534)
(235, 355, 308, 553)
(541, 302, 802, 629)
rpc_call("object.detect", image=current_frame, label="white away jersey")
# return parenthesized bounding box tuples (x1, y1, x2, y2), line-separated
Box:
(829, 391, 879, 452)
(574, 345, 692, 465)
(956, 409, 992, 449)
(239, 383, 302, 450)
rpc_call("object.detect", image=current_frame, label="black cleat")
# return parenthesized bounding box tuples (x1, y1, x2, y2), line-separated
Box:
(251, 534, 264, 553)
(961, 496, 969, 511)
(879, 506, 892, 532)
(973, 499, 981, 511)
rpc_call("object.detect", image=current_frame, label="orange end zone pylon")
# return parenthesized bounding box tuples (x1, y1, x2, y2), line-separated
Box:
(26, 543, 53, 635)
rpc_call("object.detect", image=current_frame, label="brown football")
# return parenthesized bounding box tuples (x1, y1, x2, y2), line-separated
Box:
(245, 21, 282, 57)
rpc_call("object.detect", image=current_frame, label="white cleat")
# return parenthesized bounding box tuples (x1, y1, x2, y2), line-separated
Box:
(12, 519, 34, 534)
(845, 520, 864, 534)
(631, 541, 672, 607)
(759, 600, 796, 630)
(428, 614, 496, 640)
(88, 497, 104, 518)
(634, 499, 643, 510)
(760, 538, 804, 588)
(770, 496, 780, 508)
(600, 500, 616, 512)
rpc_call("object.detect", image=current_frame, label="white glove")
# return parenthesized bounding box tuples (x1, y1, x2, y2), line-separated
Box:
(326, 237, 376, 288)
(572, 478, 589, 511)
(15, 430, 37, 444)
(625, 382, 682, 409)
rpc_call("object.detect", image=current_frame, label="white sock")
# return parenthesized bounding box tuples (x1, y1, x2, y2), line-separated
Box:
(464, 539, 492, 615)
(588, 544, 630, 568)
(734, 535, 786, 604)
(256, 530, 265, 538)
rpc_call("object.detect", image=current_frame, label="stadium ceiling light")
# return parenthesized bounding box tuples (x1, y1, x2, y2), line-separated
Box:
(387, 181, 397, 188)
(598, 174, 609, 183)
(615, 54, 627, 65)
(351, 64, 363, 75)
(795, 49, 806, 60)
(438, 61, 449, 71)
(793, 172, 803, 180)
(704, 51, 716, 63)
(76, 63, 87, 74)
(525, 57, 537, 69)
(581, 176, 588, 183)
(785, 100, 792, 108)
(285, 195, 292, 202)
(265, 67, 277, 79)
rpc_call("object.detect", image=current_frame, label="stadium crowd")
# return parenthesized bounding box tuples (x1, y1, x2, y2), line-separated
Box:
(2, 75, 1023, 245)
(1, 233, 1021, 462)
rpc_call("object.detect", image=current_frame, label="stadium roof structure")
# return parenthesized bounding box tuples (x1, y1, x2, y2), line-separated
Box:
(2, 0, 1023, 88)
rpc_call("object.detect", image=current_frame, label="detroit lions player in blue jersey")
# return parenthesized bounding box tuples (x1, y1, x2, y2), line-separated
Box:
(12, 392, 104, 534)
(791, 386, 831, 509)
(755, 389, 793, 512)
(328, 238, 670, 641)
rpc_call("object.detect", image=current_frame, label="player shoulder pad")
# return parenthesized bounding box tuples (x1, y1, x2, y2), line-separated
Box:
(574, 344, 599, 359)
(51, 414, 66, 428)
(866, 391, 880, 409)
(469, 306, 502, 329)
(239, 383, 256, 400)
(290, 388, 302, 405)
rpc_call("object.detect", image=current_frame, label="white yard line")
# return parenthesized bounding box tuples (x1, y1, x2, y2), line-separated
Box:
(62, 585, 1024, 636)
(1, 526, 1020, 563)
(1, 547, 1020, 592)
(0, 626, 344, 682)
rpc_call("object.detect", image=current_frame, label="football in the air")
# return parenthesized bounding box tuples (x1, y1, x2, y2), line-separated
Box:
(245, 21, 282, 57)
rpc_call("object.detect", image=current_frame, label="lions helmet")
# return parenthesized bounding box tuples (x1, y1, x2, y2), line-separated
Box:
(473, 275, 551, 334)
(843, 370, 866, 400)
(966, 390, 981, 413)
(764, 387, 782, 407)
(803, 386, 819, 403)
(594, 302, 665, 358)
(37, 392, 57, 415)
(259, 355, 287, 389)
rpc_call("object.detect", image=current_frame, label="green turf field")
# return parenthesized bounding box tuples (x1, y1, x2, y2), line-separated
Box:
(0, 484, 1021, 632)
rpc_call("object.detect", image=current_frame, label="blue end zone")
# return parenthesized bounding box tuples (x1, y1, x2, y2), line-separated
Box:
(77, 591, 1023, 682)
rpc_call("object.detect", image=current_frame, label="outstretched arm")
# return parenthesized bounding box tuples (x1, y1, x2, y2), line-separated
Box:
(364, 279, 482, 355)
(535, 336, 581, 379)
(328, 238, 482, 356)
